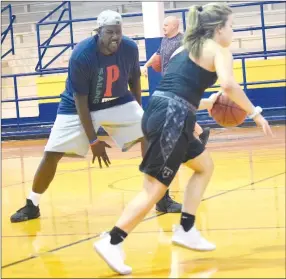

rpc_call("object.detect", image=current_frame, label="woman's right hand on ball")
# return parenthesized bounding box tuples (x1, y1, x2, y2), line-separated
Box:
(208, 91, 222, 104)
(207, 91, 222, 116)
(253, 114, 274, 137)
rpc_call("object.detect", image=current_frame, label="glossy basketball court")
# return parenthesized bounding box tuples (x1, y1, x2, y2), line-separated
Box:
(2, 125, 285, 278)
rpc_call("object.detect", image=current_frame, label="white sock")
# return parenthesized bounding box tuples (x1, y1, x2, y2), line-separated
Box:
(28, 191, 41, 206)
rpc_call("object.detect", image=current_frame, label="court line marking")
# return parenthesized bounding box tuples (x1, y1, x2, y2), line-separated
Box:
(202, 172, 285, 201)
(2, 226, 285, 238)
(108, 172, 285, 194)
(3, 149, 284, 188)
(1, 212, 166, 269)
(5, 143, 282, 160)
(3, 141, 284, 162)
(3, 142, 284, 187)
(2, 171, 285, 269)
(2, 164, 141, 188)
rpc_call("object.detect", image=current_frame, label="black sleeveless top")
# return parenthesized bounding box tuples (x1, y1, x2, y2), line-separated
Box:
(156, 49, 218, 108)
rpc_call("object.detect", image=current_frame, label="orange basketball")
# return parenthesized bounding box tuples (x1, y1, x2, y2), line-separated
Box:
(152, 54, 161, 72)
(210, 93, 247, 127)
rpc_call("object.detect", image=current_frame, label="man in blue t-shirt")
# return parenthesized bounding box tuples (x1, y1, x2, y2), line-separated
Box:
(10, 10, 179, 223)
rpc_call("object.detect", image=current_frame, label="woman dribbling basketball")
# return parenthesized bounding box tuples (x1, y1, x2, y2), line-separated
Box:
(93, 3, 273, 275)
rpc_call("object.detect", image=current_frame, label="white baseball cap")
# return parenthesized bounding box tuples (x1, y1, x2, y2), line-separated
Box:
(95, 10, 122, 30)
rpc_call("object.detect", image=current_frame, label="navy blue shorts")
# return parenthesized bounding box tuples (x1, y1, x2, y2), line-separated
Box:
(139, 91, 205, 186)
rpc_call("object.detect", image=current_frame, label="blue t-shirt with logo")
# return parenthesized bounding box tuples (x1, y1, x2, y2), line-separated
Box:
(57, 35, 141, 114)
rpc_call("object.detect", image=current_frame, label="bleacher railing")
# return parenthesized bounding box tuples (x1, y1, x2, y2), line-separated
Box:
(166, 1, 286, 59)
(2, 51, 285, 130)
(34, 2, 144, 72)
(34, 0, 286, 72)
(35, 1, 74, 72)
(1, 1, 286, 138)
(1, 4, 15, 59)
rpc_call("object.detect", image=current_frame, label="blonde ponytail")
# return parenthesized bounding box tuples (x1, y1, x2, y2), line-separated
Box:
(183, 3, 232, 59)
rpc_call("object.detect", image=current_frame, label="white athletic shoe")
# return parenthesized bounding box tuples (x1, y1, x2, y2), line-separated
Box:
(93, 232, 132, 275)
(172, 225, 216, 251)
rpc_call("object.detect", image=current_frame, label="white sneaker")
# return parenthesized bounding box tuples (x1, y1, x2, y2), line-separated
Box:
(93, 232, 132, 275)
(172, 225, 216, 251)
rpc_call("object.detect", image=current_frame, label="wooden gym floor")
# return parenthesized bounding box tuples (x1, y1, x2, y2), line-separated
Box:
(2, 125, 285, 278)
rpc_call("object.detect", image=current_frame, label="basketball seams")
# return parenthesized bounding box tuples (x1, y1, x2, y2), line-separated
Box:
(222, 102, 229, 126)
(230, 107, 238, 125)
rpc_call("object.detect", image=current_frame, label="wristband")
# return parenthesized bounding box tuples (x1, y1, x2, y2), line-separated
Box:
(248, 106, 263, 119)
(90, 138, 99, 146)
